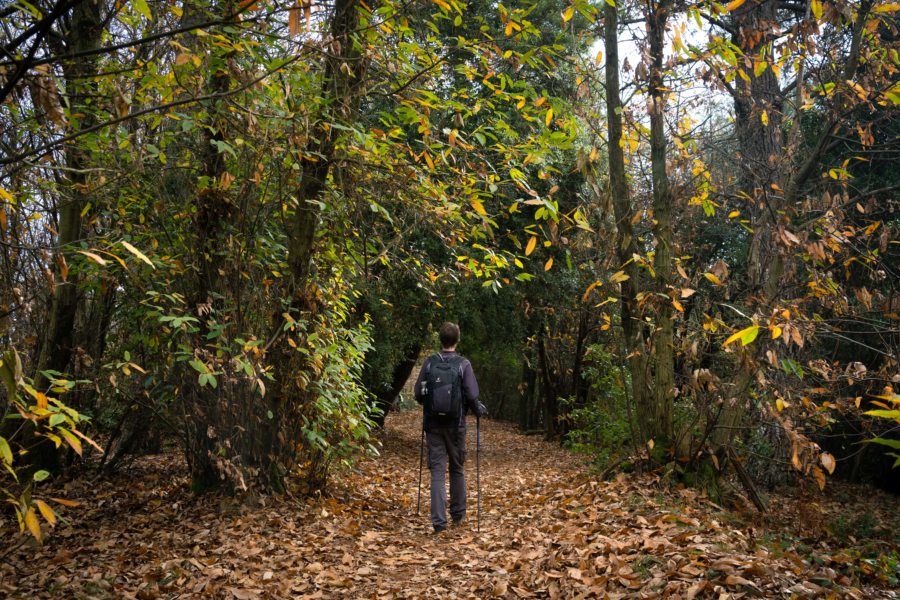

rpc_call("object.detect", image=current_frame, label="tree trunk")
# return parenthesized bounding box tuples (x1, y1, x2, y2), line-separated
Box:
(267, 0, 364, 491)
(647, 0, 675, 447)
(370, 343, 421, 428)
(27, 0, 103, 474)
(182, 0, 240, 492)
(604, 2, 651, 444)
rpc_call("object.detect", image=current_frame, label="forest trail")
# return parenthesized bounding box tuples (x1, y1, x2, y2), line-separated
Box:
(3, 410, 898, 599)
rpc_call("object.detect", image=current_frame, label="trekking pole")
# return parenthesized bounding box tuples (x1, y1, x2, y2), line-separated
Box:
(416, 425, 425, 515)
(476, 415, 481, 533)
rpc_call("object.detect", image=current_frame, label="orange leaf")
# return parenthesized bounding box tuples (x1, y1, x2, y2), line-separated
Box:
(525, 236, 537, 256)
(50, 497, 80, 507)
(25, 507, 41, 542)
(812, 466, 826, 491)
(288, 4, 301, 34)
(544, 257, 553, 271)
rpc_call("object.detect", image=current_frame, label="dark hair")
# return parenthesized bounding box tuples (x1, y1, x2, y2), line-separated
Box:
(439, 322, 460, 349)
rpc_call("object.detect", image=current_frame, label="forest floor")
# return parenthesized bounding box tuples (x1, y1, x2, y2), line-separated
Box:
(2, 410, 900, 599)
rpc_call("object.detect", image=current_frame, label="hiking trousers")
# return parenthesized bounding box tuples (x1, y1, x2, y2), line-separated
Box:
(426, 426, 467, 530)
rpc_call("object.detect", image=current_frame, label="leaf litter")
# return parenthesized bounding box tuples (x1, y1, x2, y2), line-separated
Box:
(1, 410, 898, 599)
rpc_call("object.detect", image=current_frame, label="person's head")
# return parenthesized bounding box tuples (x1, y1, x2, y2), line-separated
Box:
(439, 322, 460, 350)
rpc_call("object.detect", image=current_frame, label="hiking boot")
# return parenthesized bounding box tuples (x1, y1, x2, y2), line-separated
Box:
(451, 518, 466, 528)
(433, 525, 447, 534)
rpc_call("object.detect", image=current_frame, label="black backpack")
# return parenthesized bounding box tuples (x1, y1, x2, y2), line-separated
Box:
(424, 354, 465, 426)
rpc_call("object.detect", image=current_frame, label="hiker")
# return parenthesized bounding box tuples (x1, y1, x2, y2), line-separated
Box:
(414, 322, 487, 533)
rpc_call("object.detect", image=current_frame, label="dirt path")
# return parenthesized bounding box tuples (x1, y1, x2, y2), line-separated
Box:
(2, 410, 897, 599)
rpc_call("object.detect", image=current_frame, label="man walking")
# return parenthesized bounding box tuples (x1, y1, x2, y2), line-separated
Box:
(414, 322, 486, 533)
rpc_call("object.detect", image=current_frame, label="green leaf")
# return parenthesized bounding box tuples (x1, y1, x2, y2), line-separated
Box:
(134, 0, 152, 21)
(189, 359, 208, 374)
(868, 437, 900, 450)
(0, 348, 22, 398)
(0, 436, 12, 466)
(33, 470, 51, 482)
(49, 413, 67, 427)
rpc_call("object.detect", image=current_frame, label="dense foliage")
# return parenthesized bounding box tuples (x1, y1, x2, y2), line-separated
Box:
(1, 0, 898, 546)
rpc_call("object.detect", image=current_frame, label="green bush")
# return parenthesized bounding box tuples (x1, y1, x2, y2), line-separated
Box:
(563, 343, 631, 470)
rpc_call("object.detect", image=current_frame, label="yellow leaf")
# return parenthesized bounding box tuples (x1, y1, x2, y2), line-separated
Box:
(820, 452, 836, 474)
(35, 500, 57, 526)
(471, 198, 487, 216)
(609, 270, 630, 284)
(703, 272, 722, 285)
(776, 397, 787, 411)
(525, 236, 537, 256)
(754, 60, 768, 77)
(647, 439, 654, 450)
(811, 0, 823, 19)
(770, 325, 782, 340)
(516, 96, 526, 109)
(728, 210, 740, 218)
(120, 240, 155, 269)
(432, 0, 452, 10)
(595, 49, 604, 65)
(545, 108, 553, 127)
(25, 507, 41, 543)
(873, 3, 900, 12)
(544, 257, 553, 271)
(504, 20, 514, 36)
(723, 0, 746, 11)
(59, 429, 82, 456)
(71, 428, 103, 453)
(760, 110, 768, 126)
(78, 250, 107, 266)
(723, 325, 760, 347)
(562, 5, 574, 22)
